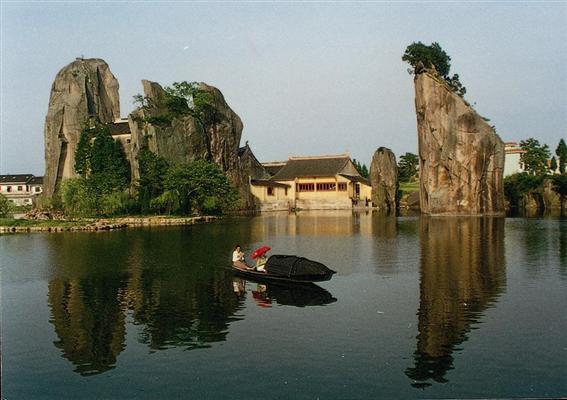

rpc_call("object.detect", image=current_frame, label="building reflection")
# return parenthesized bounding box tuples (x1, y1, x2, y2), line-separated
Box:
(406, 217, 506, 388)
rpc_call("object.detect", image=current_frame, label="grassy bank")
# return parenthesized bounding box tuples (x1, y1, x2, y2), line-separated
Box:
(0, 218, 84, 228)
(399, 181, 419, 194)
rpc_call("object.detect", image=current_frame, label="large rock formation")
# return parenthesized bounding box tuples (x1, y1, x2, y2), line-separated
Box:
(44, 58, 120, 196)
(128, 80, 209, 183)
(128, 80, 260, 209)
(369, 147, 398, 211)
(414, 71, 505, 215)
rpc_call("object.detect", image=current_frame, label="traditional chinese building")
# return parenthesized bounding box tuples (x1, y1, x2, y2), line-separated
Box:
(251, 154, 372, 211)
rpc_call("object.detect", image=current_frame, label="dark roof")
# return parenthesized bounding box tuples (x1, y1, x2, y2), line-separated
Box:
(0, 174, 34, 184)
(238, 145, 249, 158)
(108, 121, 130, 135)
(262, 163, 286, 176)
(28, 176, 44, 184)
(340, 174, 370, 186)
(251, 179, 290, 188)
(271, 156, 350, 181)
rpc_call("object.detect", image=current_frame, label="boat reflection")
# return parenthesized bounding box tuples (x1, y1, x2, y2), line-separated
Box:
(233, 277, 337, 308)
(405, 217, 506, 388)
(46, 229, 251, 376)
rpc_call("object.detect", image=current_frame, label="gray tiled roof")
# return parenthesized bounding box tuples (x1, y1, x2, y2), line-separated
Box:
(250, 179, 290, 188)
(0, 174, 34, 184)
(108, 121, 130, 135)
(271, 156, 350, 181)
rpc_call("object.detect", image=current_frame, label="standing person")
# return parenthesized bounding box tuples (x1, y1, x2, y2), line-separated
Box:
(232, 245, 249, 270)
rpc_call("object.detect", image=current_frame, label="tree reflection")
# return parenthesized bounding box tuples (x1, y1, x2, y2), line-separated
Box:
(47, 226, 251, 374)
(406, 217, 506, 388)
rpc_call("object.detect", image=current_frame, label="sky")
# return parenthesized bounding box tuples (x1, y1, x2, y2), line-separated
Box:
(1, 1, 566, 175)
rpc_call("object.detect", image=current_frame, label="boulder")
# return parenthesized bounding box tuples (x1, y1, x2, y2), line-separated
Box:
(369, 147, 398, 211)
(414, 71, 505, 215)
(44, 58, 120, 196)
(128, 80, 259, 209)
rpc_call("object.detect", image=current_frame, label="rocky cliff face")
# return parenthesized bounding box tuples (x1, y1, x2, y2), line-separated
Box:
(369, 147, 398, 211)
(414, 72, 505, 215)
(128, 80, 209, 183)
(128, 80, 259, 209)
(44, 58, 120, 196)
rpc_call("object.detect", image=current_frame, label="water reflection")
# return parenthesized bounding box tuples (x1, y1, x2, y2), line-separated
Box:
(47, 227, 252, 375)
(406, 217, 506, 388)
(48, 278, 127, 376)
(233, 278, 337, 308)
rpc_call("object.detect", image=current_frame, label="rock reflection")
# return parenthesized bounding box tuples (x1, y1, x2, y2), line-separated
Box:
(406, 217, 506, 388)
(47, 227, 252, 375)
(234, 277, 337, 308)
(48, 277, 127, 376)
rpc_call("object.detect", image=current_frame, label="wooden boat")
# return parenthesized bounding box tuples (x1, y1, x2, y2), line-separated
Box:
(231, 255, 336, 284)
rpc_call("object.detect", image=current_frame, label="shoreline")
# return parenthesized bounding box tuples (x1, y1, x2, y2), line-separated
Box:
(0, 215, 218, 233)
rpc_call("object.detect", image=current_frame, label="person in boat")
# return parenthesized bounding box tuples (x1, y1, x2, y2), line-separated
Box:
(232, 245, 250, 270)
(255, 251, 269, 273)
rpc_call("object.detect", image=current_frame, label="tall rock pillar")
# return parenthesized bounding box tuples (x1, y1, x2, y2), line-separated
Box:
(369, 147, 398, 211)
(414, 72, 505, 215)
(44, 58, 120, 196)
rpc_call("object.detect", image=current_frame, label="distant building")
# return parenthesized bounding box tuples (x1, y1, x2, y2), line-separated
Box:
(504, 142, 525, 177)
(0, 174, 44, 206)
(251, 154, 372, 211)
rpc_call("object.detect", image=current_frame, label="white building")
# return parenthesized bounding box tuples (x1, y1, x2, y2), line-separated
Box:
(503, 142, 525, 177)
(0, 174, 44, 206)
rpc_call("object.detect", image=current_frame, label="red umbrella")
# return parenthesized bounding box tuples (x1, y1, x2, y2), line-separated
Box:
(251, 245, 271, 259)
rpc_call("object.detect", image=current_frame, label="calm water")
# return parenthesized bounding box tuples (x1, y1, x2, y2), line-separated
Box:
(1, 212, 566, 399)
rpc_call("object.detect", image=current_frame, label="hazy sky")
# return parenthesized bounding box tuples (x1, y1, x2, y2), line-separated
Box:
(1, 1, 566, 175)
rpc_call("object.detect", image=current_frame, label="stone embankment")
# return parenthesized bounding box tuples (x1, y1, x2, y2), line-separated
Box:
(0, 216, 217, 234)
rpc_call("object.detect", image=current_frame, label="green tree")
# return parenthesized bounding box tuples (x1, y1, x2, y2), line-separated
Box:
(133, 81, 220, 127)
(402, 42, 451, 77)
(157, 160, 238, 215)
(136, 148, 169, 213)
(402, 42, 466, 97)
(556, 138, 567, 173)
(0, 193, 13, 217)
(551, 174, 567, 210)
(68, 119, 130, 215)
(520, 138, 551, 176)
(550, 156, 558, 173)
(352, 159, 369, 179)
(503, 173, 545, 207)
(361, 164, 369, 179)
(398, 152, 419, 182)
(165, 81, 220, 125)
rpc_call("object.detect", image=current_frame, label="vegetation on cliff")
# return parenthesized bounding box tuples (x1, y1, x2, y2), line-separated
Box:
(133, 81, 220, 128)
(402, 41, 466, 97)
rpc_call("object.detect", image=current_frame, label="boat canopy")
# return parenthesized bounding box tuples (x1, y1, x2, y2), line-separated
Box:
(265, 255, 335, 278)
